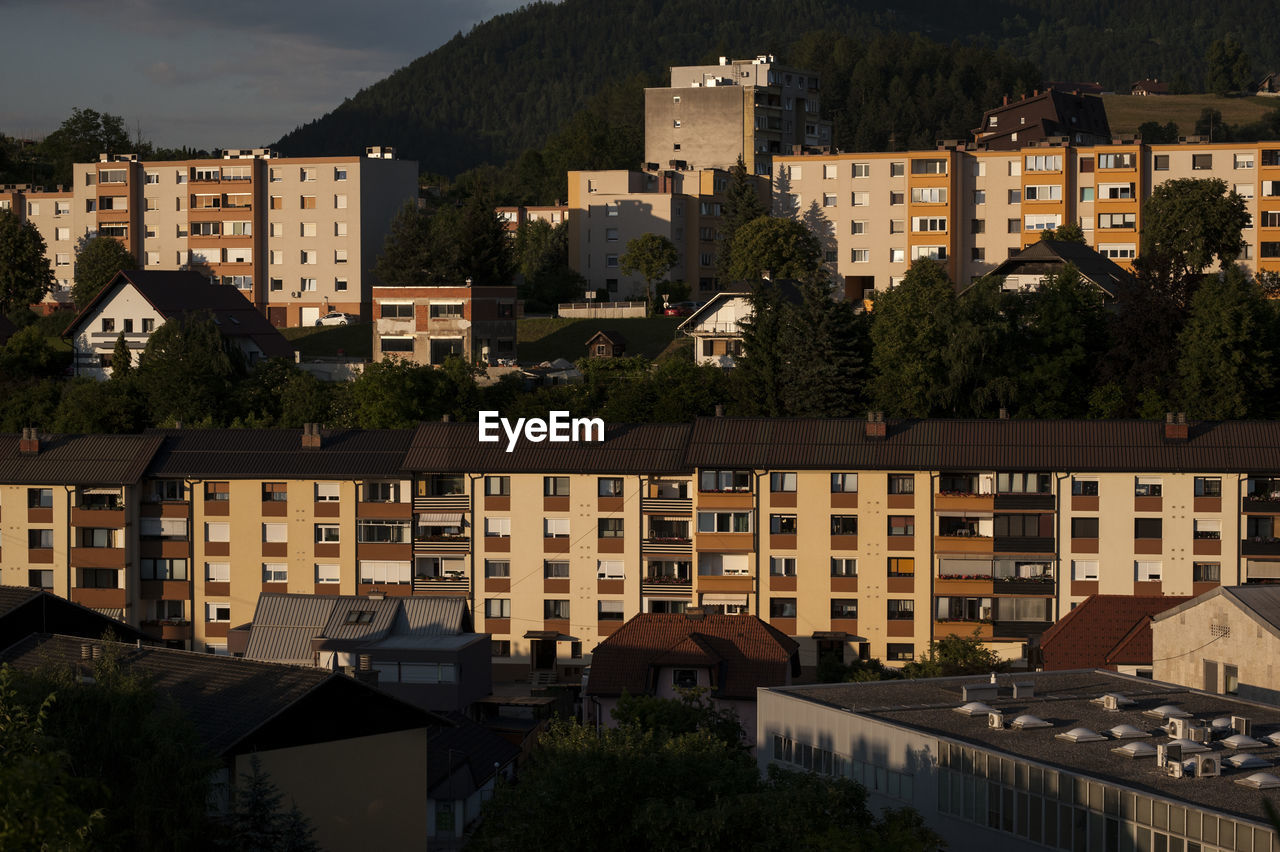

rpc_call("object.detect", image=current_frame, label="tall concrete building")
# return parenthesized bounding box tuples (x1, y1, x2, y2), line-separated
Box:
(645, 55, 834, 176)
(2, 147, 417, 326)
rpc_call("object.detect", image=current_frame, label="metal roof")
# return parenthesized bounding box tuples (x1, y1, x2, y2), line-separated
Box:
(0, 433, 163, 485)
(145, 428, 414, 479)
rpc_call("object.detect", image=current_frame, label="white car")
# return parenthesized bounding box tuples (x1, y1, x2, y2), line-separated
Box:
(315, 312, 359, 326)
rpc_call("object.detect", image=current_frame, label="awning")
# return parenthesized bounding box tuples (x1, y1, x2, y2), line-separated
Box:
(91, 608, 125, 621)
(699, 594, 747, 605)
(416, 512, 464, 524)
(523, 631, 579, 642)
(81, 487, 121, 496)
(811, 631, 867, 642)
(1247, 560, 1280, 580)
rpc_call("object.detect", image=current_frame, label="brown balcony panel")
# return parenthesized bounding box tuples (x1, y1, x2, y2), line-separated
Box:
(357, 583, 411, 597)
(770, 492, 797, 508)
(485, 618, 511, 635)
(1243, 497, 1280, 514)
(1134, 539, 1163, 555)
(598, 620, 622, 637)
(997, 579, 1057, 596)
(597, 538, 625, 554)
(72, 508, 126, 527)
(830, 492, 858, 509)
(1071, 579, 1099, 597)
(359, 542, 412, 560)
(994, 494, 1055, 511)
(1071, 537, 1099, 554)
(886, 620, 916, 637)
(936, 578, 994, 595)
(544, 578, 570, 594)
(544, 619, 570, 635)
(887, 494, 915, 509)
(935, 536, 993, 554)
(770, 617, 797, 635)
(598, 496, 624, 513)
(262, 582, 289, 595)
(544, 537, 571, 554)
(144, 622, 193, 641)
(830, 535, 858, 551)
(204, 622, 230, 638)
(887, 577, 915, 594)
(935, 494, 993, 512)
(769, 575, 797, 592)
(358, 502, 412, 519)
(770, 534, 797, 550)
(642, 539, 692, 555)
(71, 587, 125, 608)
(1071, 495, 1099, 512)
(830, 576, 858, 593)
(543, 496, 570, 512)
(597, 579, 625, 596)
(314, 502, 340, 518)
(1194, 497, 1221, 513)
(315, 542, 341, 559)
(698, 492, 754, 509)
(1134, 581, 1163, 595)
(415, 495, 469, 512)
(71, 547, 124, 568)
(696, 576, 754, 593)
(935, 621, 993, 640)
(1193, 539, 1221, 556)
(485, 495, 510, 512)
(485, 578, 511, 593)
(140, 579, 190, 600)
(204, 541, 230, 557)
(314, 582, 341, 595)
(887, 537, 915, 551)
(696, 532, 754, 552)
(28, 508, 53, 524)
(486, 536, 511, 553)
(204, 581, 230, 597)
(261, 542, 288, 558)
(1134, 496, 1163, 513)
(141, 540, 189, 559)
(994, 536, 1055, 554)
(28, 548, 54, 564)
(204, 501, 230, 516)
(830, 618, 859, 635)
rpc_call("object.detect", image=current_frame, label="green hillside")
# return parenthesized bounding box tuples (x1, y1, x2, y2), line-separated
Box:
(1102, 94, 1279, 136)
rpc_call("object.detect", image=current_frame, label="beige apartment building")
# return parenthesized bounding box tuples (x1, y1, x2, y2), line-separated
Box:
(645, 55, 833, 176)
(3, 147, 416, 325)
(776, 139, 1280, 298)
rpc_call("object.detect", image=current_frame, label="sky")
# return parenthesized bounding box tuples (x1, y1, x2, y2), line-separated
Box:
(0, 0, 533, 150)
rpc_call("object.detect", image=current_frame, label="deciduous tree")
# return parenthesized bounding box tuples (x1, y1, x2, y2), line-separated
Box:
(727, 216, 821, 283)
(0, 210, 55, 315)
(1136, 178, 1250, 307)
(135, 311, 245, 426)
(902, 631, 1008, 678)
(619, 233, 678, 315)
(72, 236, 136, 307)
(869, 259, 957, 417)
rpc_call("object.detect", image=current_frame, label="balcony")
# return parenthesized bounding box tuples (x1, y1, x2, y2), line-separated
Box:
(413, 494, 468, 512)
(642, 537, 692, 556)
(696, 575, 754, 594)
(72, 507, 126, 527)
(412, 576, 468, 595)
(642, 575, 692, 596)
(992, 621, 1052, 640)
(993, 536, 1055, 554)
(934, 620, 994, 640)
(935, 577, 994, 595)
(71, 547, 125, 568)
(1244, 496, 1280, 514)
(642, 497, 692, 514)
(414, 535, 471, 553)
(140, 579, 190, 600)
(1243, 539, 1280, 556)
(993, 577, 1056, 596)
(935, 493, 993, 512)
(934, 535, 993, 554)
(993, 494, 1054, 511)
(696, 532, 754, 552)
(71, 587, 126, 609)
(358, 502, 413, 519)
(141, 621, 193, 641)
(142, 502, 188, 519)
(697, 491, 754, 509)
(357, 542, 412, 560)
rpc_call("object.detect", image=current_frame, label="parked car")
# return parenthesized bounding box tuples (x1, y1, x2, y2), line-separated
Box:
(663, 302, 697, 317)
(315, 312, 359, 326)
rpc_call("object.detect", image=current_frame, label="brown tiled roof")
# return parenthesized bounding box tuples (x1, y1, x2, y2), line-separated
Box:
(145, 428, 414, 479)
(404, 421, 692, 474)
(585, 613, 797, 700)
(0, 432, 163, 484)
(1037, 595, 1191, 670)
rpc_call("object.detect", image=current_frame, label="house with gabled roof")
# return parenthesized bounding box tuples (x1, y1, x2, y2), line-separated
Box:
(62, 269, 295, 378)
(975, 239, 1135, 300)
(1032, 593, 1191, 674)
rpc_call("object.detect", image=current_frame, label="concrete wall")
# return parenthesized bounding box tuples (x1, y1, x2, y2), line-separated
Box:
(1153, 593, 1280, 705)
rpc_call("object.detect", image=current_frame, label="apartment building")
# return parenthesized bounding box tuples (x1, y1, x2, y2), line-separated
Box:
(8, 415, 1280, 680)
(370, 280, 517, 365)
(495, 203, 568, 237)
(0, 184, 77, 304)
(566, 166, 768, 299)
(645, 55, 833, 176)
(4, 147, 416, 325)
(776, 138, 1280, 297)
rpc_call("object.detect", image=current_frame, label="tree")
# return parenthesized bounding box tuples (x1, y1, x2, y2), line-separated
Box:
(0, 210, 55, 315)
(1205, 36, 1252, 95)
(1039, 223, 1086, 244)
(221, 757, 320, 852)
(135, 311, 245, 426)
(619, 233, 678, 315)
(371, 201, 438, 286)
(451, 194, 514, 284)
(36, 108, 132, 188)
(72, 236, 136, 307)
(727, 216, 821, 283)
(717, 155, 767, 285)
(1136, 178, 1250, 308)
(612, 687, 746, 750)
(731, 280, 789, 416)
(778, 276, 869, 418)
(868, 259, 957, 417)
(1137, 120, 1179, 144)
(1014, 267, 1108, 418)
(901, 631, 1008, 678)
(110, 333, 132, 379)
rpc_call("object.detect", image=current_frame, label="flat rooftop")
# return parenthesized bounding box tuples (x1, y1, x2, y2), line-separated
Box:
(773, 670, 1280, 825)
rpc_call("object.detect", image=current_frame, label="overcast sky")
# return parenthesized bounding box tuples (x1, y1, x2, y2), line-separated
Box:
(0, 0, 532, 149)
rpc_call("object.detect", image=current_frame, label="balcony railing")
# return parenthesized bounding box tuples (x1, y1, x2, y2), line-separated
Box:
(993, 536, 1055, 554)
(1243, 539, 1280, 556)
(641, 497, 692, 514)
(415, 495, 470, 511)
(412, 576, 469, 594)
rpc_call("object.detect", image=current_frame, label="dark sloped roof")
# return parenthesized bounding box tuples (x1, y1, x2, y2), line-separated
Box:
(1037, 595, 1190, 670)
(63, 270, 295, 360)
(0, 585, 39, 616)
(979, 240, 1134, 299)
(0, 585, 147, 650)
(0, 633, 436, 755)
(682, 417, 1280, 472)
(428, 713, 521, 797)
(0, 433, 163, 484)
(404, 421, 692, 474)
(585, 329, 627, 346)
(585, 613, 797, 700)
(678, 279, 804, 333)
(145, 428, 414, 479)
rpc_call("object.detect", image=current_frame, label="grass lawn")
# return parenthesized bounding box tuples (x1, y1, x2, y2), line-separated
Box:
(1101, 94, 1278, 135)
(279, 322, 372, 358)
(518, 316, 685, 364)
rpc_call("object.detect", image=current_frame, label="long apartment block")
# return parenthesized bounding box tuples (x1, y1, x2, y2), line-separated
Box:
(4, 417, 1280, 680)
(776, 139, 1280, 298)
(0, 146, 417, 325)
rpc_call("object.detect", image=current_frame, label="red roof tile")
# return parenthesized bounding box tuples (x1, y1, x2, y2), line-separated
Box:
(1037, 595, 1191, 670)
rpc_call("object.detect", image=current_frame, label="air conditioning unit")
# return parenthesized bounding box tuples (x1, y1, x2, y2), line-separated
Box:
(1103, 694, 1120, 711)
(1189, 725, 1211, 744)
(988, 711, 1005, 729)
(1195, 754, 1220, 778)
(1170, 718, 1191, 740)
(290, 291, 301, 298)
(1233, 715, 1253, 737)
(1167, 760, 1185, 779)
(1156, 744, 1168, 768)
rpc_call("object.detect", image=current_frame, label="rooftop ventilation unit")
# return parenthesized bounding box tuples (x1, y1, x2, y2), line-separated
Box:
(955, 701, 996, 717)
(1055, 727, 1105, 743)
(1011, 714, 1051, 730)
(1157, 742, 1181, 768)
(961, 683, 999, 702)
(1236, 772, 1280, 789)
(1194, 754, 1221, 778)
(1226, 753, 1271, 770)
(1170, 718, 1192, 740)
(1222, 733, 1265, 750)
(1188, 725, 1211, 744)
(1167, 760, 1185, 779)
(1232, 715, 1253, 737)
(1211, 716, 1234, 733)
(1146, 704, 1191, 720)
(988, 711, 1005, 729)
(1106, 724, 1150, 740)
(1111, 741, 1158, 759)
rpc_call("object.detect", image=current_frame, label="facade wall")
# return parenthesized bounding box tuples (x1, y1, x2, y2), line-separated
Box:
(68, 283, 165, 377)
(371, 284, 517, 365)
(1153, 596, 1280, 705)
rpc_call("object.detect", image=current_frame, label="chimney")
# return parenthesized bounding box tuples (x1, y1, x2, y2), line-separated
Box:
(1165, 412, 1189, 441)
(714, 404, 724, 417)
(1003, 95, 1009, 106)
(999, 408, 1009, 420)
(865, 411, 886, 439)
(301, 422, 322, 449)
(18, 427, 39, 455)
(441, 413, 452, 423)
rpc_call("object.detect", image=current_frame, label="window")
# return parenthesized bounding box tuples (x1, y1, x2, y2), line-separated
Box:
(853, 163, 870, 178)
(1007, 218, 1020, 234)
(315, 524, 340, 543)
(993, 514, 1047, 537)
(598, 518, 624, 538)
(262, 564, 288, 583)
(910, 187, 946, 203)
(1024, 154, 1062, 172)
(1154, 154, 1170, 171)
(700, 469, 751, 492)
(1098, 212, 1136, 229)
(770, 598, 797, 618)
(357, 520, 410, 544)
(769, 472, 797, 493)
(911, 216, 947, 232)
(888, 557, 914, 577)
(831, 473, 857, 493)
(262, 523, 287, 544)
(1192, 153, 1213, 171)
(485, 518, 510, 537)
(1024, 214, 1062, 232)
(1194, 562, 1220, 583)
(851, 192, 869, 207)
(597, 477, 623, 497)
(1194, 476, 1222, 497)
(365, 481, 400, 503)
(1008, 189, 1021, 204)
(1135, 561, 1162, 582)
(1071, 517, 1099, 538)
(1099, 182, 1135, 200)
(484, 559, 510, 578)
(830, 599, 858, 619)
(544, 518, 570, 538)
(911, 158, 947, 175)
(887, 644, 914, 662)
(544, 560, 569, 578)
(140, 517, 187, 539)
(206, 602, 231, 622)
(997, 472, 1050, 494)
(1135, 477, 1162, 497)
(697, 511, 752, 533)
(203, 522, 231, 544)
(822, 193, 837, 208)
(767, 557, 798, 577)
(544, 600, 569, 620)
(769, 515, 797, 535)
(484, 476, 510, 497)
(492, 640, 511, 657)
(887, 599, 914, 620)
(358, 560, 411, 583)
(598, 600, 625, 621)
(543, 476, 570, 497)
(1023, 184, 1062, 201)
(1194, 519, 1221, 540)
(429, 302, 464, 318)
(888, 474, 914, 494)
(889, 191, 904, 205)
(28, 569, 53, 589)
(830, 515, 858, 535)
(851, 249, 869, 263)
(973, 189, 986, 205)
(889, 162, 905, 177)
(1235, 183, 1256, 199)
(485, 599, 510, 619)
(313, 563, 339, 584)
(28, 529, 53, 549)
(911, 245, 946, 261)
(262, 482, 287, 503)
(1097, 152, 1135, 169)
(890, 248, 905, 263)
(1072, 560, 1099, 581)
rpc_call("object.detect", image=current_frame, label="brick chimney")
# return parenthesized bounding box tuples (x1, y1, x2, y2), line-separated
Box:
(19, 427, 39, 455)
(301, 422, 322, 449)
(1164, 412, 1188, 441)
(865, 411, 886, 439)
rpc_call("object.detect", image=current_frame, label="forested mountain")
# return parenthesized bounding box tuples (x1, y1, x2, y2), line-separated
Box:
(275, 0, 1280, 178)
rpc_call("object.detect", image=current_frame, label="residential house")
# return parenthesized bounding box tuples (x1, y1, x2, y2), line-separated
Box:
(974, 89, 1112, 150)
(974, 239, 1136, 298)
(1031, 593, 1191, 674)
(678, 279, 802, 367)
(0, 584, 147, 650)
(370, 280, 517, 365)
(428, 715, 521, 849)
(1131, 79, 1171, 96)
(62, 269, 296, 378)
(585, 329, 627, 358)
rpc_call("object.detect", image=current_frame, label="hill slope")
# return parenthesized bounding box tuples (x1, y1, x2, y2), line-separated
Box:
(273, 0, 1280, 176)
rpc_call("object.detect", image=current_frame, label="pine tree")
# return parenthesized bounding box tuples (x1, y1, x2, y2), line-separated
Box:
(731, 280, 788, 416)
(110, 333, 132, 379)
(778, 275, 868, 417)
(717, 156, 767, 286)
(221, 757, 320, 852)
